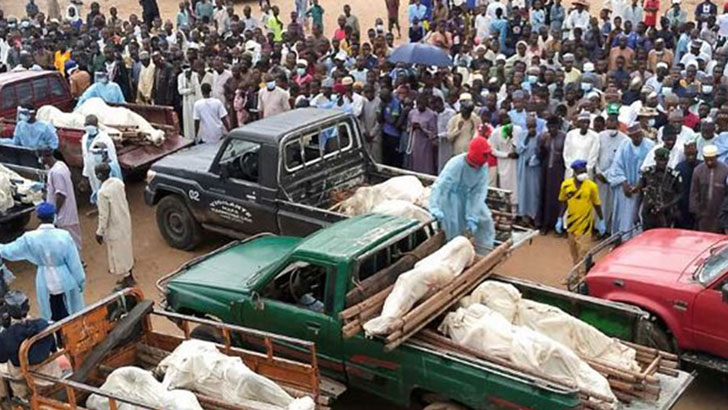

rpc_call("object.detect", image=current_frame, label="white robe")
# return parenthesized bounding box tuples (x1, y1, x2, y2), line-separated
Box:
(177, 72, 202, 139)
(489, 125, 523, 207)
(563, 129, 600, 178)
(81, 130, 119, 199)
(96, 178, 134, 276)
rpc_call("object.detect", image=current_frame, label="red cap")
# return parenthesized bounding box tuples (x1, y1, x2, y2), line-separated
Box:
(466, 136, 492, 168)
(333, 83, 347, 94)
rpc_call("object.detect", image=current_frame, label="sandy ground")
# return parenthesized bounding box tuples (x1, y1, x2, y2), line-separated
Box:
(1, 0, 727, 407)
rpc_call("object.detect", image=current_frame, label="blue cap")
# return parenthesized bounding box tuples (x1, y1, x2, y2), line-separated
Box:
(570, 159, 588, 170)
(64, 60, 78, 72)
(35, 202, 57, 219)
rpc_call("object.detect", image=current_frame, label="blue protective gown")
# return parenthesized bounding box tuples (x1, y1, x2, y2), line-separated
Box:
(2, 120, 59, 150)
(0, 225, 85, 321)
(429, 154, 496, 254)
(75, 82, 126, 108)
(606, 138, 655, 235)
(515, 131, 542, 219)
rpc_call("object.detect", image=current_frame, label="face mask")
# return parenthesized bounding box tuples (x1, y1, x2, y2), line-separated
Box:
(528, 75, 538, 84)
(576, 173, 589, 181)
(703, 85, 714, 94)
(266, 81, 276, 90)
(18, 113, 29, 122)
(580, 83, 592, 91)
(85, 125, 98, 136)
(376, 24, 384, 32)
(662, 87, 672, 95)
(648, 119, 655, 127)
(297, 68, 306, 76)
(99, 78, 109, 84)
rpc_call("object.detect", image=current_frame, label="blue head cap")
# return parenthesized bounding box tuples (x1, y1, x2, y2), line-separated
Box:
(35, 202, 57, 219)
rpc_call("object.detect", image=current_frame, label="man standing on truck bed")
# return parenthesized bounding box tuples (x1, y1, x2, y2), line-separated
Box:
(0, 105, 58, 150)
(429, 136, 496, 254)
(75, 71, 126, 108)
(81, 115, 122, 203)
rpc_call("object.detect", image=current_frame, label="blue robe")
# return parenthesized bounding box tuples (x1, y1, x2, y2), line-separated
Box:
(2, 120, 58, 150)
(606, 138, 655, 235)
(429, 154, 496, 254)
(75, 82, 126, 109)
(0, 225, 85, 321)
(515, 131, 542, 219)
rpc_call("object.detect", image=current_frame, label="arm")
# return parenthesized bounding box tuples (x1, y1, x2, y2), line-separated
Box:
(587, 133, 600, 176)
(662, 172, 684, 210)
(46, 125, 59, 150)
(55, 192, 66, 215)
(96, 192, 110, 239)
(64, 234, 85, 290)
(689, 169, 700, 215)
(0, 235, 31, 262)
(465, 171, 489, 228)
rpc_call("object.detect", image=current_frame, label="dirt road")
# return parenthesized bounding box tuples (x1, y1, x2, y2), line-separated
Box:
(2, 179, 724, 409)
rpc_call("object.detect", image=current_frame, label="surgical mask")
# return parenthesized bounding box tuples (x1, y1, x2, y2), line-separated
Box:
(297, 68, 306, 76)
(528, 75, 538, 84)
(85, 125, 98, 136)
(266, 81, 276, 90)
(662, 87, 672, 95)
(576, 173, 589, 181)
(99, 77, 109, 84)
(18, 113, 29, 122)
(703, 85, 714, 94)
(376, 24, 384, 32)
(580, 82, 592, 92)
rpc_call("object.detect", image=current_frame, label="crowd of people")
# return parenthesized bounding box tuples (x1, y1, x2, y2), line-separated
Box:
(2, 0, 728, 316)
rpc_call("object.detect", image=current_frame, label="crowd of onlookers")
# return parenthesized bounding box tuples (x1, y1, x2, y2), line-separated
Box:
(3, 0, 728, 246)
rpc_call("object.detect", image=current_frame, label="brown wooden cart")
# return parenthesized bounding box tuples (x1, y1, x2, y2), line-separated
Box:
(11, 288, 323, 410)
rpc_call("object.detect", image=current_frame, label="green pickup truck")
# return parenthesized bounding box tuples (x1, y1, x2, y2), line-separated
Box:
(157, 215, 693, 410)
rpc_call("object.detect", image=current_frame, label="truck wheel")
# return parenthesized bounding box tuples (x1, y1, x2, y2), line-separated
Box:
(156, 195, 202, 250)
(0, 213, 31, 236)
(190, 325, 224, 344)
(423, 402, 468, 410)
(636, 316, 677, 353)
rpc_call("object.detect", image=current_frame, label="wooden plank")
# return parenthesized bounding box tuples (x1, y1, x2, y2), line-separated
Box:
(69, 300, 153, 384)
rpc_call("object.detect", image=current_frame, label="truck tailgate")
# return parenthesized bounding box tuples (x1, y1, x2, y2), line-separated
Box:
(117, 133, 192, 170)
(631, 371, 694, 410)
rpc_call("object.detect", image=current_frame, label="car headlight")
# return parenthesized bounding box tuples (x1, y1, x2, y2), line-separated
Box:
(146, 170, 157, 184)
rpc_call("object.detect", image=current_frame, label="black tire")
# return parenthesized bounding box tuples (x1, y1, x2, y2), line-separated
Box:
(0, 213, 31, 236)
(636, 316, 677, 353)
(156, 195, 202, 250)
(190, 325, 224, 343)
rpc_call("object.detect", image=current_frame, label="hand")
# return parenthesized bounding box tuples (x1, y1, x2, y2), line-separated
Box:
(78, 281, 85, 293)
(596, 173, 607, 183)
(508, 152, 519, 159)
(412, 122, 421, 130)
(622, 183, 632, 197)
(595, 218, 606, 236)
(95, 234, 104, 245)
(555, 217, 564, 234)
(430, 209, 445, 221)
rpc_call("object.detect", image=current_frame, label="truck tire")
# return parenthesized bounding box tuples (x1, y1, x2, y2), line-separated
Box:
(190, 325, 224, 344)
(156, 195, 202, 250)
(635, 315, 677, 353)
(0, 213, 31, 236)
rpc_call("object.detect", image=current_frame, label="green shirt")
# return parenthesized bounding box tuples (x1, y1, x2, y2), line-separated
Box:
(195, 1, 214, 20)
(306, 5, 324, 30)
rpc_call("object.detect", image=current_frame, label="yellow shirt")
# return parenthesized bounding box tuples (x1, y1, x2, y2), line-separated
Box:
(559, 177, 600, 236)
(54, 50, 71, 76)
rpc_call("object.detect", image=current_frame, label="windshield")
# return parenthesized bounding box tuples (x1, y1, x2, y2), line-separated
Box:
(698, 244, 728, 286)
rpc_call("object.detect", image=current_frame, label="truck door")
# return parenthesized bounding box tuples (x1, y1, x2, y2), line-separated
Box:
(240, 258, 345, 377)
(691, 272, 728, 357)
(206, 138, 278, 234)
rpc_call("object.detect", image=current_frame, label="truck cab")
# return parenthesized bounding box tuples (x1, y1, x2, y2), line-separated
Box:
(582, 228, 728, 371)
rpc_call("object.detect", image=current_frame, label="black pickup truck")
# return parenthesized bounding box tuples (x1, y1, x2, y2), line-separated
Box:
(144, 108, 521, 250)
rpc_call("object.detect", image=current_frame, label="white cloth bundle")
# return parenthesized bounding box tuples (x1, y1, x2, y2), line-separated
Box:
(364, 237, 475, 336)
(157, 340, 315, 410)
(338, 175, 426, 215)
(371, 199, 433, 222)
(37, 105, 123, 141)
(439, 304, 616, 407)
(0, 164, 43, 213)
(463, 281, 640, 371)
(86, 366, 203, 410)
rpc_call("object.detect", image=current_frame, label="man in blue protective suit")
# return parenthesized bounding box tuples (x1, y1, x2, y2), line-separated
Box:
(75, 71, 126, 108)
(429, 136, 496, 254)
(1, 105, 58, 150)
(0, 202, 85, 322)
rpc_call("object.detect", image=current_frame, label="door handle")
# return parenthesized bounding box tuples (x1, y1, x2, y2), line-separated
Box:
(673, 300, 688, 312)
(613, 280, 625, 288)
(306, 322, 321, 335)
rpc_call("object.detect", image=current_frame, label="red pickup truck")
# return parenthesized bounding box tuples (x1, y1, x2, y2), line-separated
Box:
(0, 70, 191, 174)
(579, 228, 728, 373)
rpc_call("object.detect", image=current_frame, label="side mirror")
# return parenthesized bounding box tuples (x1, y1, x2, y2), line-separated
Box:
(722, 283, 728, 304)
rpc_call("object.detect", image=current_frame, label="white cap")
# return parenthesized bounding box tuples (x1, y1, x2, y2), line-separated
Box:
(459, 93, 473, 102)
(703, 145, 719, 158)
(583, 62, 595, 72)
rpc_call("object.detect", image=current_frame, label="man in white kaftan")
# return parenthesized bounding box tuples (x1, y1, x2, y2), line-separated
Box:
(95, 164, 135, 286)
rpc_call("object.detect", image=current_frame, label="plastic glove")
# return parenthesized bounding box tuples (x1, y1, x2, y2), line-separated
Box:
(430, 209, 445, 221)
(467, 221, 478, 235)
(555, 217, 564, 234)
(595, 218, 607, 236)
